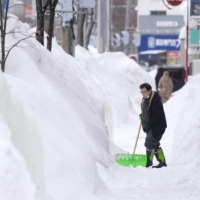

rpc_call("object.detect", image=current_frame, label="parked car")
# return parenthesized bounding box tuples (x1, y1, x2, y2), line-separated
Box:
(155, 66, 185, 93)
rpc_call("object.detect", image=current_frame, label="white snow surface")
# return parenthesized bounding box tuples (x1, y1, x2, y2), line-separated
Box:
(0, 18, 199, 200)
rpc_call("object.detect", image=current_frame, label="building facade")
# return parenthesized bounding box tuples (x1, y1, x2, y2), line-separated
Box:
(136, 0, 185, 67)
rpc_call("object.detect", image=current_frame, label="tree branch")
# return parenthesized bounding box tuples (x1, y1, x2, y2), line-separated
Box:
(53, 0, 58, 8)
(8, 4, 29, 9)
(43, 0, 51, 13)
(4, 32, 35, 64)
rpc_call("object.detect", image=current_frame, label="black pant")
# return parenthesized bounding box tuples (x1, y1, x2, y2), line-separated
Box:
(145, 130, 162, 151)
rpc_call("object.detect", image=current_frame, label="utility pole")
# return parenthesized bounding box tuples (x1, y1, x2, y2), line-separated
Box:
(107, 0, 111, 52)
(77, 7, 87, 47)
(185, 0, 189, 82)
(97, 0, 102, 53)
(59, 0, 73, 55)
(61, 21, 72, 54)
(124, 0, 130, 55)
(97, 0, 107, 53)
(85, 8, 95, 49)
(126, 27, 135, 55)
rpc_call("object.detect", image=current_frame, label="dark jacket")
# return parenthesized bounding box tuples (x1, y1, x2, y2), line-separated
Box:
(141, 91, 167, 139)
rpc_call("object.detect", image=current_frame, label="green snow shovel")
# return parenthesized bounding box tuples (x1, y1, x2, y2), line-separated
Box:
(116, 123, 147, 168)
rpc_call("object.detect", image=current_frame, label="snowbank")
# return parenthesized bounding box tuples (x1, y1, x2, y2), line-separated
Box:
(2, 15, 199, 200)
(1, 16, 155, 199)
(165, 75, 200, 167)
(75, 47, 155, 152)
(3, 18, 114, 200)
(0, 73, 36, 200)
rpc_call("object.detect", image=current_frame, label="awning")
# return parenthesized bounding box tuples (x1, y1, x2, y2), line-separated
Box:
(139, 50, 166, 55)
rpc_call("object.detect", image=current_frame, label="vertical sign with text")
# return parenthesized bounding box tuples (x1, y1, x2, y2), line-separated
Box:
(190, 0, 200, 16)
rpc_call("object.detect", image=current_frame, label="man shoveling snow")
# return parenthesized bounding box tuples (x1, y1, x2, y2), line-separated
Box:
(140, 83, 167, 168)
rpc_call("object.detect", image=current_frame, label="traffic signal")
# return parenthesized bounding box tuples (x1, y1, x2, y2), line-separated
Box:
(121, 30, 129, 45)
(111, 33, 121, 48)
(132, 33, 141, 47)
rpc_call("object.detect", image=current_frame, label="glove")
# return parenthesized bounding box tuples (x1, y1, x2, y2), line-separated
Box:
(139, 114, 142, 122)
(144, 124, 151, 133)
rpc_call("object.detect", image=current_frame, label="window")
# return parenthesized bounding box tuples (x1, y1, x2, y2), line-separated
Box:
(168, 69, 183, 80)
(150, 11, 166, 16)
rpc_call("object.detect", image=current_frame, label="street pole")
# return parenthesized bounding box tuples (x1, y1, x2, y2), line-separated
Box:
(124, 0, 130, 55)
(61, 21, 72, 55)
(85, 8, 94, 49)
(97, 0, 102, 53)
(77, 7, 87, 47)
(185, 0, 189, 82)
(83, 10, 87, 48)
(107, 0, 111, 52)
(126, 27, 134, 56)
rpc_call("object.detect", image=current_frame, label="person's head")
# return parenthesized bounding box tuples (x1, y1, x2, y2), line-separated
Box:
(163, 71, 169, 76)
(140, 83, 152, 98)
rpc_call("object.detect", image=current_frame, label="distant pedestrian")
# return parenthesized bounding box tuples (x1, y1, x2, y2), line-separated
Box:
(139, 83, 167, 168)
(158, 71, 173, 103)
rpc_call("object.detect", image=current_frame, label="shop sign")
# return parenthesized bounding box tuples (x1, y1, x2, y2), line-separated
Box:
(138, 35, 180, 52)
(167, 51, 180, 57)
(148, 37, 179, 48)
(190, 0, 200, 16)
(189, 29, 200, 46)
(156, 21, 179, 27)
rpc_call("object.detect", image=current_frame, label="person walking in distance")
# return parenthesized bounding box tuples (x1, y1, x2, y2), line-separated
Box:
(139, 83, 167, 168)
(158, 71, 173, 103)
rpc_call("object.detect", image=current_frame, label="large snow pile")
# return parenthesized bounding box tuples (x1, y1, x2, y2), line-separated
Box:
(0, 91, 35, 200)
(1, 16, 199, 200)
(0, 16, 153, 200)
(75, 47, 155, 153)
(165, 75, 200, 167)
(2, 16, 114, 200)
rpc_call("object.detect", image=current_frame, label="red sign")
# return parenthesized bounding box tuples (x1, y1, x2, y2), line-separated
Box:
(167, 51, 180, 57)
(163, 0, 183, 9)
(167, 0, 183, 6)
(25, 6, 32, 17)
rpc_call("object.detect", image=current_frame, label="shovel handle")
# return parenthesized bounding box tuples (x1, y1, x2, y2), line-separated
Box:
(133, 123, 142, 154)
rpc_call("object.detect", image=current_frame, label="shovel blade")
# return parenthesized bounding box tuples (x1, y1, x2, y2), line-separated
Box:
(116, 153, 146, 168)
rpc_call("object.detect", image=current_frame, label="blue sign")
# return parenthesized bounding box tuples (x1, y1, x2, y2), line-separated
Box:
(191, 0, 200, 16)
(4, 0, 8, 10)
(138, 35, 180, 52)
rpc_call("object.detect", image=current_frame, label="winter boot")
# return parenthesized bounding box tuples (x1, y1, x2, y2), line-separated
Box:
(146, 149, 155, 168)
(152, 148, 167, 168)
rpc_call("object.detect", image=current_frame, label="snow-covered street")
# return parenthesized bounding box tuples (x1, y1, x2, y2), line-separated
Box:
(0, 15, 200, 200)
